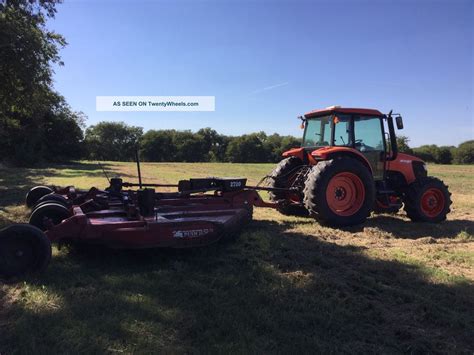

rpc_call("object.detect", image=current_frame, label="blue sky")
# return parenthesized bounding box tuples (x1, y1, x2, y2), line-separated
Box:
(50, 0, 473, 147)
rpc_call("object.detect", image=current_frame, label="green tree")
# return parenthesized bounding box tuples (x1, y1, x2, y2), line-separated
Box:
(208, 135, 231, 162)
(41, 105, 85, 162)
(172, 130, 207, 162)
(453, 140, 474, 164)
(140, 130, 176, 162)
(262, 133, 300, 162)
(396, 135, 413, 154)
(277, 135, 300, 160)
(437, 146, 453, 164)
(263, 133, 283, 162)
(139, 128, 232, 163)
(413, 145, 440, 163)
(85, 122, 143, 161)
(197, 128, 224, 161)
(0, 0, 71, 163)
(225, 134, 268, 163)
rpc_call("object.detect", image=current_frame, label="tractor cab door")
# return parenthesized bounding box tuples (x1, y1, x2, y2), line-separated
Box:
(353, 116, 386, 180)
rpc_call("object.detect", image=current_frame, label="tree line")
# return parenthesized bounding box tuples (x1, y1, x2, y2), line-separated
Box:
(1, 1, 472, 166)
(83, 121, 473, 164)
(85, 122, 301, 163)
(396, 136, 473, 165)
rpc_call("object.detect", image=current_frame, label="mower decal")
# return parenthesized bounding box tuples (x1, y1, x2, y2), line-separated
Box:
(172, 228, 214, 238)
(229, 181, 242, 188)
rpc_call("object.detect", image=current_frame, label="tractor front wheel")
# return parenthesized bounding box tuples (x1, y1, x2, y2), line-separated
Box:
(303, 157, 375, 227)
(269, 157, 308, 216)
(403, 177, 451, 223)
(0, 224, 51, 281)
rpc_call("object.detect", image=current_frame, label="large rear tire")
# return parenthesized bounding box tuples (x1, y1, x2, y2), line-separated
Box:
(403, 177, 451, 223)
(268, 157, 308, 216)
(0, 224, 51, 281)
(303, 157, 375, 226)
(29, 202, 71, 231)
(26, 186, 54, 208)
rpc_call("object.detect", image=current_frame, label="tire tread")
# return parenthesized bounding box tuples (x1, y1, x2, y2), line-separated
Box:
(403, 176, 452, 223)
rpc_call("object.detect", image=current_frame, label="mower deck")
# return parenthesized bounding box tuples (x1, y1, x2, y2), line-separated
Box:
(44, 204, 249, 249)
(39, 185, 265, 249)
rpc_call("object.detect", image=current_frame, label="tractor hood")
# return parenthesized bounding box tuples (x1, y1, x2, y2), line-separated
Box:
(386, 153, 426, 184)
(389, 152, 424, 165)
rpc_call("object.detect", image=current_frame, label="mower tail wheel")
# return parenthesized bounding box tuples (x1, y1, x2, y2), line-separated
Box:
(34, 193, 69, 209)
(0, 224, 51, 281)
(269, 157, 308, 216)
(403, 177, 452, 223)
(29, 202, 71, 231)
(303, 157, 375, 227)
(26, 186, 54, 208)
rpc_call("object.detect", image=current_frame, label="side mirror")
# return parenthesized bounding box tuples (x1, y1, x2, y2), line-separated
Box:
(298, 115, 306, 129)
(395, 116, 404, 129)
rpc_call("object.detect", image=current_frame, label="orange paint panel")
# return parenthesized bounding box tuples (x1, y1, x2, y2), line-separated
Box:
(282, 147, 306, 160)
(310, 147, 373, 173)
(305, 107, 383, 118)
(386, 153, 423, 184)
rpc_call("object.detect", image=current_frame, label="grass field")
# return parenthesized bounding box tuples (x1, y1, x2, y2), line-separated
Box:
(1, 162, 473, 353)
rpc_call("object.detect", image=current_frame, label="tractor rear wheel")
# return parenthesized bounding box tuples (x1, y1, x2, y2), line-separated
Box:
(0, 224, 51, 281)
(29, 202, 71, 231)
(269, 157, 308, 216)
(303, 157, 375, 226)
(26, 186, 54, 208)
(403, 177, 451, 223)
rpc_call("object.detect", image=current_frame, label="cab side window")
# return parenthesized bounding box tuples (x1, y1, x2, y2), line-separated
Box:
(333, 114, 351, 146)
(354, 116, 384, 151)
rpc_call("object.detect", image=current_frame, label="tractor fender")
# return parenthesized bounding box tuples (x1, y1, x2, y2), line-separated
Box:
(309, 147, 373, 174)
(282, 147, 306, 161)
(282, 147, 317, 165)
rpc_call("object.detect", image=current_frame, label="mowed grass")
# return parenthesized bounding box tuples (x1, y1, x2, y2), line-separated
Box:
(0, 162, 473, 353)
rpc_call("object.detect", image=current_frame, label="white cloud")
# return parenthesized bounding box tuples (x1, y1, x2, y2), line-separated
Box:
(250, 82, 289, 95)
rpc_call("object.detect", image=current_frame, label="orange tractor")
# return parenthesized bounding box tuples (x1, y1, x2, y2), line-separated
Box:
(268, 106, 451, 226)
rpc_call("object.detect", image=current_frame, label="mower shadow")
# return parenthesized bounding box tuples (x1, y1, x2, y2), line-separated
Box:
(1, 220, 473, 353)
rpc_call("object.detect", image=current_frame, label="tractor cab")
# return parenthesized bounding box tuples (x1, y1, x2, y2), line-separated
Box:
(298, 106, 403, 181)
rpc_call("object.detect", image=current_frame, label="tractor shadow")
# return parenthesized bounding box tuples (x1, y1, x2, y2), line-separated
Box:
(358, 215, 474, 239)
(1, 220, 473, 353)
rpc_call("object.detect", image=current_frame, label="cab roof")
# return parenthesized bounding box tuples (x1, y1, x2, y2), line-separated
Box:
(304, 106, 384, 118)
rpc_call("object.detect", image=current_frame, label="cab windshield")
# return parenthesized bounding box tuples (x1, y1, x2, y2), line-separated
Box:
(302, 114, 351, 147)
(302, 115, 331, 147)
